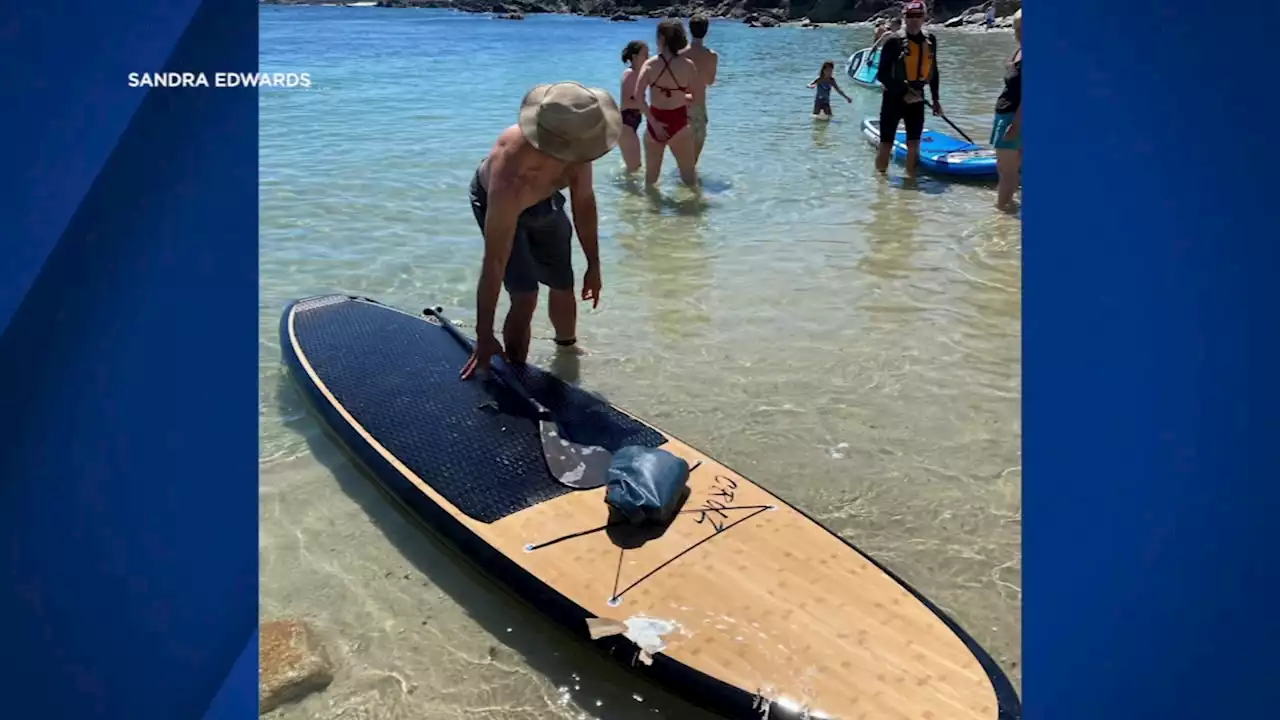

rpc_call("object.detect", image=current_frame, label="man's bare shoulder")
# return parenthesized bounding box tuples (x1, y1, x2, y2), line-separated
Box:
(486, 127, 530, 184)
(686, 45, 718, 61)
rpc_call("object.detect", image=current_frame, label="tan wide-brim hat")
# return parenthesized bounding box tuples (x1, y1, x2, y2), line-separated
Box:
(518, 82, 622, 164)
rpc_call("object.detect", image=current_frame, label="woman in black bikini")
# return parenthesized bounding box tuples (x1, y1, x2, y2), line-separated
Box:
(633, 19, 705, 188)
(619, 40, 649, 173)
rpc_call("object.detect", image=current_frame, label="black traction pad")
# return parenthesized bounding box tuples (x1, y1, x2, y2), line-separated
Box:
(289, 296, 667, 523)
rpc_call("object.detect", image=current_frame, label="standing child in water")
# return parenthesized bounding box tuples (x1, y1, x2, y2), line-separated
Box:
(618, 40, 649, 173)
(808, 61, 852, 119)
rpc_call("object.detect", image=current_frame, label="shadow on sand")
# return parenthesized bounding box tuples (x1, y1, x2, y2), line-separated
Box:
(272, 372, 719, 720)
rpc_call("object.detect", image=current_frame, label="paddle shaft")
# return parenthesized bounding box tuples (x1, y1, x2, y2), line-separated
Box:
(424, 307, 552, 420)
(936, 111, 976, 145)
(424, 306, 611, 491)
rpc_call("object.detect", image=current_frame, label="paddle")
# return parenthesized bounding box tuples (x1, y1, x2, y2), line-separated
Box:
(423, 307, 613, 490)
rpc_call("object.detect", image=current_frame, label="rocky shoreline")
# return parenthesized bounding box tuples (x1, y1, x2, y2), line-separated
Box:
(260, 0, 1020, 26)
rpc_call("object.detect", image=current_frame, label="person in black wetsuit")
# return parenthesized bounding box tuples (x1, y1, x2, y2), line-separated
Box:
(991, 9, 1022, 210)
(874, 0, 944, 180)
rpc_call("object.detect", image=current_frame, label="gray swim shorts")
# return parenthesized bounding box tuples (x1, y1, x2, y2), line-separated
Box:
(470, 168, 574, 294)
(690, 102, 708, 147)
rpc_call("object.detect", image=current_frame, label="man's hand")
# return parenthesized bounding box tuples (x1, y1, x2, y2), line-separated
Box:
(582, 265, 602, 308)
(460, 332, 505, 380)
(932, 99, 944, 116)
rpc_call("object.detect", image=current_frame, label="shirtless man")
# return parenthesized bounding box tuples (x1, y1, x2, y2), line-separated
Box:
(682, 14, 718, 164)
(461, 82, 622, 380)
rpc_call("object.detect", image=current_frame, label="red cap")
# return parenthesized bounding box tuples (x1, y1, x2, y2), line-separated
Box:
(903, 0, 927, 13)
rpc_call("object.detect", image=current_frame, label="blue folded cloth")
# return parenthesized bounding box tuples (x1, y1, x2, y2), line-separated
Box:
(604, 446, 691, 525)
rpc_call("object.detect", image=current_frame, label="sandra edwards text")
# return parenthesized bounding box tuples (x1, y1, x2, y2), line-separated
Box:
(128, 72, 312, 88)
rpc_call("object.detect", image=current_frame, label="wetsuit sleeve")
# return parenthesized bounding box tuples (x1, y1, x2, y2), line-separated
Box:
(876, 38, 905, 95)
(929, 36, 940, 99)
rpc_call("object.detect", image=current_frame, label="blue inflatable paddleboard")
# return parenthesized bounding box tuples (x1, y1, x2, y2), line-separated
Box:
(846, 47, 882, 89)
(861, 118, 998, 179)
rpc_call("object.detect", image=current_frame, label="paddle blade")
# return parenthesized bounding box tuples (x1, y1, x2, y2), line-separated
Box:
(540, 418, 612, 490)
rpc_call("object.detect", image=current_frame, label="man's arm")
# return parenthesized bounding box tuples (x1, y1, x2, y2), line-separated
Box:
(475, 157, 520, 337)
(929, 37, 940, 103)
(568, 163, 599, 269)
(707, 51, 719, 86)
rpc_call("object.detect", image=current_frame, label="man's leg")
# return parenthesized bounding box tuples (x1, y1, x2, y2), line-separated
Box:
(503, 291, 538, 365)
(876, 98, 900, 173)
(875, 141, 893, 172)
(692, 103, 708, 164)
(903, 100, 926, 180)
(905, 141, 920, 178)
(500, 225, 541, 366)
(547, 289, 577, 346)
(528, 204, 579, 348)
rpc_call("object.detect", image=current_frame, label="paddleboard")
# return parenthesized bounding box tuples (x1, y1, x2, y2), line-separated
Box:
(846, 47, 882, 89)
(862, 118, 999, 179)
(281, 294, 1021, 720)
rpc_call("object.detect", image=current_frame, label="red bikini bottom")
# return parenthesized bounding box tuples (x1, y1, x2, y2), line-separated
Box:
(647, 104, 689, 141)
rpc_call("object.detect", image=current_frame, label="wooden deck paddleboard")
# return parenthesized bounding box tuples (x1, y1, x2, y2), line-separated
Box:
(280, 294, 1021, 720)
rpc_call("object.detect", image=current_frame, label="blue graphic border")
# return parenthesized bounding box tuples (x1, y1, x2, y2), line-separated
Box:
(0, 0, 259, 717)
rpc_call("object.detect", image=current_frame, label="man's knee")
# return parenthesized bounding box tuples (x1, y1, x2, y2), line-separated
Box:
(506, 291, 539, 321)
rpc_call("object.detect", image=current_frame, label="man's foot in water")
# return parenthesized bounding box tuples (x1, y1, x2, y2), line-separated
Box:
(554, 336, 589, 356)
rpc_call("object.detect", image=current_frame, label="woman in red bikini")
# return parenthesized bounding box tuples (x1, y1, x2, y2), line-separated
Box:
(632, 19, 705, 189)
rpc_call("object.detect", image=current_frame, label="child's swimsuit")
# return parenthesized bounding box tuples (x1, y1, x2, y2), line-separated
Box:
(813, 79, 834, 114)
(647, 55, 690, 140)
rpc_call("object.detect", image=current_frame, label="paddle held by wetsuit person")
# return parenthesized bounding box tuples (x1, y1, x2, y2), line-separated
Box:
(874, 0, 944, 180)
(461, 82, 621, 381)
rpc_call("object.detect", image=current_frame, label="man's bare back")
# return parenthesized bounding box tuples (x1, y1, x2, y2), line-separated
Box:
(683, 44, 718, 98)
(478, 126, 583, 213)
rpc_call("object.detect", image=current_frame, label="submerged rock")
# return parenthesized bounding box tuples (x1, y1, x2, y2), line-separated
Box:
(260, 619, 334, 714)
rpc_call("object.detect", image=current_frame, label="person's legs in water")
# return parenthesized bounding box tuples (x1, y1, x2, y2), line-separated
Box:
(690, 103, 708, 164)
(643, 130, 665, 186)
(619, 110, 644, 172)
(547, 289, 578, 349)
(875, 97, 904, 173)
(667, 125, 699, 187)
(995, 149, 1019, 210)
(902, 99, 927, 179)
(991, 111, 1022, 209)
(502, 291, 538, 365)
(875, 139, 894, 172)
(525, 201, 579, 348)
(645, 105, 689, 186)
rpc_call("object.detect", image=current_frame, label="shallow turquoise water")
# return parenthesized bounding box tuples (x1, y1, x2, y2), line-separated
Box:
(259, 9, 1021, 719)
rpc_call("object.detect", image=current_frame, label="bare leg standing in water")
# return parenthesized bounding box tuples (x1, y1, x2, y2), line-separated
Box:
(992, 10, 1022, 211)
